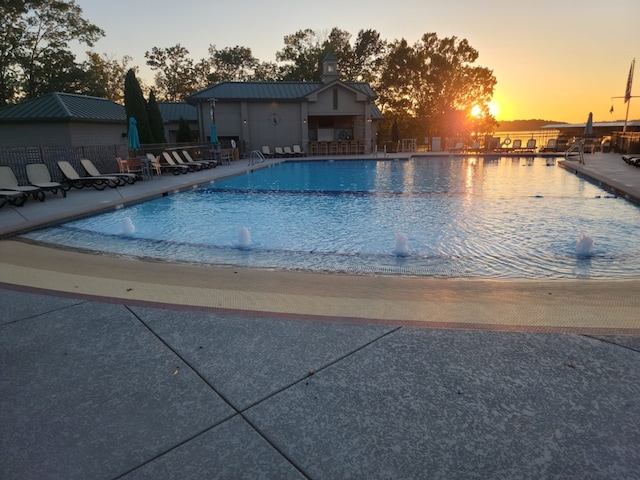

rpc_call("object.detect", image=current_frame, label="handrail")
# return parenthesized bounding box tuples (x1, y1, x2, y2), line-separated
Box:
(248, 150, 266, 166)
(565, 141, 585, 165)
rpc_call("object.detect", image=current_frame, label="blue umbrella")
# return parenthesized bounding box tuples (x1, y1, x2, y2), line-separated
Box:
(127, 117, 141, 151)
(210, 123, 219, 145)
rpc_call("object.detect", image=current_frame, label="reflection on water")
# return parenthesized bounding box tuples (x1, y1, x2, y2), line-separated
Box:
(21, 158, 640, 279)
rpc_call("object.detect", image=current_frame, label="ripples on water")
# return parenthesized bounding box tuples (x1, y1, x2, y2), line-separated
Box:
(21, 157, 640, 279)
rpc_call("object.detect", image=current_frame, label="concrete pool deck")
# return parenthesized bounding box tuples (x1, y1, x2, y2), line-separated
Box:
(1, 152, 640, 478)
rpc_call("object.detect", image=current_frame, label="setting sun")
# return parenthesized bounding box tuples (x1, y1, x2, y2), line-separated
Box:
(471, 105, 482, 117)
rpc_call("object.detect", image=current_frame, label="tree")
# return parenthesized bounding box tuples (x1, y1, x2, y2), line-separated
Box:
(124, 69, 153, 144)
(275, 28, 387, 83)
(377, 33, 497, 141)
(80, 52, 133, 102)
(0, 0, 104, 104)
(276, 29, 327, 81)
(176, 117, 193, 143)
(145, 44, 197, 102)
(147, 89, 166, 144)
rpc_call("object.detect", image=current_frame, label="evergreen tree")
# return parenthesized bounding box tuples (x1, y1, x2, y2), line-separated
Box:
(176, 117, 193, 143)
(147, 90, 166, 143)
(123, 69, 153, 144)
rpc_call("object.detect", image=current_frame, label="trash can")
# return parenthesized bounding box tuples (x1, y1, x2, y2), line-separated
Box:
(432, 137, 441, 152)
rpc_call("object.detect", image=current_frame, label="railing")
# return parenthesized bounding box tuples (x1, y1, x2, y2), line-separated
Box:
(565, 141, 585, 164)
(248, 150, 266, 166)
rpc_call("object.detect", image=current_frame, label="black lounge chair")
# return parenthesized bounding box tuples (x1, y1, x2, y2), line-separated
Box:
(0, 189, 28, 207)
(622, 155, 640, 166)
(151, 153, 188, 175)
(160, 152, 190, 175)
(81, 158, 136, 185)
(57, 161, 118, 190)
(167, 151, 202, 171)
(26, 163, 66, 197)
(181, 150, 217, 169)
(0, 165, 45, 202)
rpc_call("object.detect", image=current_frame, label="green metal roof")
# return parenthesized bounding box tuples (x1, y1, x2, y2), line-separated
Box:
(0, 92, 126, 123)
(157, 102, 197, 122)
(187, 81, 377, 103)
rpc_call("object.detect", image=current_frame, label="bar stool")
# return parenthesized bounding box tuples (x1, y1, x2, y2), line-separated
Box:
(329, 142, 338, 155)
(349, 141, 358, 154)
(319, 142, 328, 155)
(310, 141, 319, 156)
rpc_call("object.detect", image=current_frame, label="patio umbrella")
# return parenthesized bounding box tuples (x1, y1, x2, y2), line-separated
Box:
(127, 117, 141, 151)
(210, 123, 219, 145)
(584, 112, 594, 137)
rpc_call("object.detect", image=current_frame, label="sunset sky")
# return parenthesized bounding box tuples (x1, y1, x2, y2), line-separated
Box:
(74, 0, 639, 124)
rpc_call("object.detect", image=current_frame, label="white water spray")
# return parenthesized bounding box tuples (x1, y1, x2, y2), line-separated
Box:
(576, 233, 594, 256)
(121, 217, 136, 235)
(238, 227, 252, 248)
(394, 232, 409, 256)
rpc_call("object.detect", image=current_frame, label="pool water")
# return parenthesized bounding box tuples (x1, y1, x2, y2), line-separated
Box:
(22, 157, 640, 279)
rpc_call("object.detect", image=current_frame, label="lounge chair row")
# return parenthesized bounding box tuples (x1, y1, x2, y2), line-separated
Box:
(261, 145, 305, 158)
(0, 159, 138, 208)
(159, 151, 217, 173)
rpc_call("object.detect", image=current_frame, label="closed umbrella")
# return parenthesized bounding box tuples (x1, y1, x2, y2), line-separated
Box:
(210, 123, 219, 145)
(584, 112, 593, 137)
(127, 117, 141, 151)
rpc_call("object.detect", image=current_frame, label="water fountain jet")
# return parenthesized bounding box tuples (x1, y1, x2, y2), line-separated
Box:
(238, 227, 252, 249)
(121, 217, 136, 236)
(394, 232, 409, 256)
(576, 233, 594, 256)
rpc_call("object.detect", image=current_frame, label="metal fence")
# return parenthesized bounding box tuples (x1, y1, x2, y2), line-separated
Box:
(0, 145, 129, 185)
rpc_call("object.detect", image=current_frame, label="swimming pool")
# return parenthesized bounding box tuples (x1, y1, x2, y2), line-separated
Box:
(21, 157, 640, 279)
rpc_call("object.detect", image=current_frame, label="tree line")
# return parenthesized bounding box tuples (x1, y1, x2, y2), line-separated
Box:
(1, 0, 498, 142)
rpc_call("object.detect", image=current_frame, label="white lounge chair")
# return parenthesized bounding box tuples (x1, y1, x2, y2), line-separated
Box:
(81, 158, 135, 185)
(57, 161, 118, 190)
(0, 165, 45, 201)
(26, 163, 67, 197)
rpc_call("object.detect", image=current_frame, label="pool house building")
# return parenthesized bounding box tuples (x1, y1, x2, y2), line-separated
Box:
(187, 54, 383, 156)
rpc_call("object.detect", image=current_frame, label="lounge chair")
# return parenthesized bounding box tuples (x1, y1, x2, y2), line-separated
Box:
(622, 155, 640, 167)
(57, 161, 118, 190)
(540, 139, 558, 152)
(81, 159, 135, 185)
(521, 139, 537, 153)
(26, 163, 66, 197)
(156, 153, 189, 174)
(292, 145, 305, 157)
(167, 151, 201, 171)
(182, 150, 217, 169)
(274, 146, 286, 157)
(283, 146, 295, 157)
(508, 139, 523, 152)
(449, 142, 464, 153)
(0, 165, 45, 201)
(0, 190, 28, 207)
(261, 146, 274, 158)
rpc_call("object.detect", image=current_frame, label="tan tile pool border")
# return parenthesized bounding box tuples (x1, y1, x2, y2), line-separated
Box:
(2, 239, 639, 334)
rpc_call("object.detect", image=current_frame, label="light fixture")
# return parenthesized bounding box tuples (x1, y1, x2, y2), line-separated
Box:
(303, 118, 307, 124)
(243, 118, 247, 124)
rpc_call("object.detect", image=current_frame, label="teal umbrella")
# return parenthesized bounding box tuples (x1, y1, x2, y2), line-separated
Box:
(128, 117, 141, 151)
(210, 123, 219, 145)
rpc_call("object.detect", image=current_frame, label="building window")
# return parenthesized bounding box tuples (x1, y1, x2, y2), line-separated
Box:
(333, 89, 338, 110)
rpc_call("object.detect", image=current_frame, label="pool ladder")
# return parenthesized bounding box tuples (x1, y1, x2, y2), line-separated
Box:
(565, 141, 585, 164)
(248, 150, 266, 166)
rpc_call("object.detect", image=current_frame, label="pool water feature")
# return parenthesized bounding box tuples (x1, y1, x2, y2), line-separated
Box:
(21, 157, 640, 279)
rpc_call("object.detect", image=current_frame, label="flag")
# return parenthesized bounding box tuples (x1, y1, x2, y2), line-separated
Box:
(624, 59, 635, 103)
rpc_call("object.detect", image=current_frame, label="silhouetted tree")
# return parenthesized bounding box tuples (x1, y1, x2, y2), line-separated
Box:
(124, 69, 153, 144)
(176, 117, 193, 143)
(147, 90, 166, 143)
